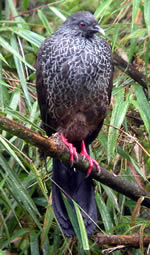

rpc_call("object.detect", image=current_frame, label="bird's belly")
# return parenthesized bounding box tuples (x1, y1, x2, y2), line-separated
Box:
(48, 79, 109, 141)
(57, 102, 108, 143)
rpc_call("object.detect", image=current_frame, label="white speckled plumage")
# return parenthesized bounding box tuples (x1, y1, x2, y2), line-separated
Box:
(36, 11, 113, 142)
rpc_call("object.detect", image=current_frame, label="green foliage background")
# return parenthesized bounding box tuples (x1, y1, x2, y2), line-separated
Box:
(0, 0, 150, 254)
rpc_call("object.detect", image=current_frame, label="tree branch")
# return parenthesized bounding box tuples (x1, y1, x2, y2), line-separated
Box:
(113, 52, 148, 90)
(0, 114, 150, 208)
(95, 233, 150, 249)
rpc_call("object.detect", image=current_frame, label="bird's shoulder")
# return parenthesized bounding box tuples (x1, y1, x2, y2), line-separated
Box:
(38, 31, 84, 59)
(37, 31, 112, 67)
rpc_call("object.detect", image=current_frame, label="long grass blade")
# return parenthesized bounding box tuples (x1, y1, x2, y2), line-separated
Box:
(38, 10, 53, 34)
(73, 201, 89, 251)
(132, 83, 150, 135)
(11, 35, 31, 109)
(107, 88, 129, 162)
(96, 193, 113, 233)
(0, 154, 42, 230)
(144, 0, 150, 35)
(0, 37, 35, 71)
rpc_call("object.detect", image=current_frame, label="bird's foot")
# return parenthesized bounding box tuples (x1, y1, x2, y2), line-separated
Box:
(80, 140, 101, 176)
(59, 134, 78, 166)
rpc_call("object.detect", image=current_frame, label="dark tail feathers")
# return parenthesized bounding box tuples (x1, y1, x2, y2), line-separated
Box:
(52, 148, 97, 236)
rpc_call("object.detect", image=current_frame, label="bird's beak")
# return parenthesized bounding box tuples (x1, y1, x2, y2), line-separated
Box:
(98, 26, 105, 36)
(94, 25, 105, 36)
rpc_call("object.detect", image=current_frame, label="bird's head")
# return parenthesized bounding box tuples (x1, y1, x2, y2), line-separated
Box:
(64, 11, 105, 38)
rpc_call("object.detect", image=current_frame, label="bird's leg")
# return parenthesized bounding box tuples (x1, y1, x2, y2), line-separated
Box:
(80, 140, 101, 176)
(59, 134, 78, 166)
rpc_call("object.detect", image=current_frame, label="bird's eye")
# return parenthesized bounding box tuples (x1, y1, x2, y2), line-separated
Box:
(79, 22, 86, 28)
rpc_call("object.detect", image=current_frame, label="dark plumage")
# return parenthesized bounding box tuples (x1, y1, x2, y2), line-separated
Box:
(36, 11, 113, 236)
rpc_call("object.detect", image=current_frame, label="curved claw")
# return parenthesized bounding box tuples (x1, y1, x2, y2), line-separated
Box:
(87, 158, 101, 176)
(59, 134, 78, 166)
(80, 140, 101, 176)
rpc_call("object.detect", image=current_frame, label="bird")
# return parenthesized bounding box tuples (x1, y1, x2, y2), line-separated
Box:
(36, 11, 113, 237)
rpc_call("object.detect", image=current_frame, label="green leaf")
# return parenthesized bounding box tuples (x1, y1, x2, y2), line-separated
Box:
(0, 229, 30, 249)
(30, 163, 48, 201)
(0, 53, 9, 65)
(0, 136, 26, 171)
(30, 232, 40, 255)
(7, 0, 18, 18)
(120, 28, 147, 42)
(96, 193, 113, 233)
(11, 35, 31, 109)
(94, 0, 113, 20)
(5, 108, 42, 131)
(101, 184, 120, 213)
(129, 24, 137, 62)
(132, 0, 141, 30)
(129, 156, 147, 181)
(38, 10, 53, 34)
(49, 7, 66, 21)
(144, 39, 150, 78)
(0, 249, 7, 255)
(0, 80, 13, 89)
(112, 25, 120, 51)
(0, 37, 35, 71)
(117, 146, 130, 160)
(73, 201, 89, 251)
(63, 195, 81, 239)
(117, 147, 147, 181)
(144, 0, 150, 35)
(9, 89, 20, 111)
(23, 0, 30, 11)
(14, 28, 45, 47)
(3, 89, 20, 133)
(0, 154, 41, 230)
(7, 0, 25, 26)
(0, 185, 21, 229)
(0, 60, 3, 112)
(107, 88, 129, 161)
(41, 204, 54, 247)
(132, 83, 150, 135)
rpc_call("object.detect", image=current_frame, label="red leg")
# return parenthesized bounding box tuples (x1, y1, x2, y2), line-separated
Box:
(59, 134, 78, 165)
(80, 140, 101, 175)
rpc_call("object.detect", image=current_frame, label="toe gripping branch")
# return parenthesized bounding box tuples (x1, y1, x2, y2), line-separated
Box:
(80, 140, 101, 176)
(59, 135, 100, 176)
(59, 135, 78, 165)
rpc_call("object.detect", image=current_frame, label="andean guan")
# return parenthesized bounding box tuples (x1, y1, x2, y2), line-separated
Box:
(36, 11, 113, 236)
